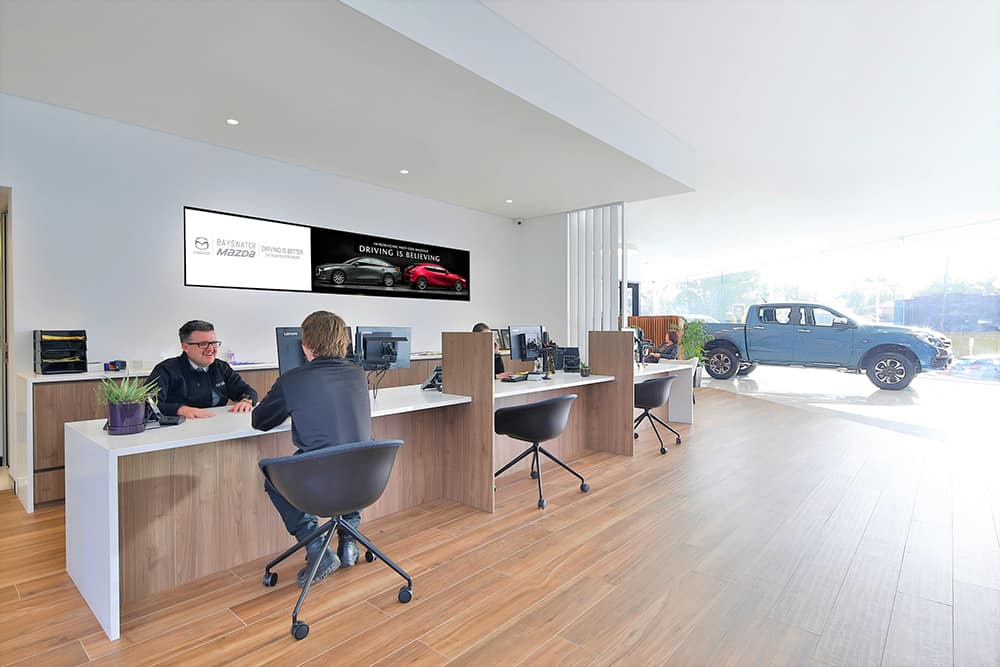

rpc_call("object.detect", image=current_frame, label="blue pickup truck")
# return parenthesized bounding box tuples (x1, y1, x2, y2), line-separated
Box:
(702, 303, 952, 390)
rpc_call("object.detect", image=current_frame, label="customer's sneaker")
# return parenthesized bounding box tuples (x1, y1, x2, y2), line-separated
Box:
(297, 539, 340, 587)
(338, 537, 359, 567)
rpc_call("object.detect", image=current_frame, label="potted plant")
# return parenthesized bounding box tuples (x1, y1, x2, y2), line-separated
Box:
(680, 318, 713, 387)
(579, 362, 591, 377)
(98, 375, 159, 435)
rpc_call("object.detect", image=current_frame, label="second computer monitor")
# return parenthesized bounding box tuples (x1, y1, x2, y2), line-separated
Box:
(276, 326, 355, 375)
(509, 325, 543, 362)
(355, 326, 411, 369)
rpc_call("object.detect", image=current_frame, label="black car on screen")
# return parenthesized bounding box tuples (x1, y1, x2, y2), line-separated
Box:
(314, 257, 402, 287)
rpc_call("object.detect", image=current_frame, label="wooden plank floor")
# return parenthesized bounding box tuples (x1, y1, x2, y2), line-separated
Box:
(2, 388, 998, 666)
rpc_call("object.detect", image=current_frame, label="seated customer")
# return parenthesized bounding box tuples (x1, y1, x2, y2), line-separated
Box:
(252, 310, 371, 586)
(148, 320, 257, 419)
(644, 330, 681, 363)
(472, 322, 510, 379)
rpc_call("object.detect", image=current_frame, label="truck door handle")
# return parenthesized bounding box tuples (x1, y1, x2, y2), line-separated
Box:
(798, 328, 811, 333)
(751, 326, 765, 330)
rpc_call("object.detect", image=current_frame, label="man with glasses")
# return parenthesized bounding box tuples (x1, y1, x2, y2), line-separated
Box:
(148, 320, 258, 419)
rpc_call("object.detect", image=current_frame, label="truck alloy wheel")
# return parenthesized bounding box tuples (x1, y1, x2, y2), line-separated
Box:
(706, 349, 739, 379)
(867, 352, 914, 390)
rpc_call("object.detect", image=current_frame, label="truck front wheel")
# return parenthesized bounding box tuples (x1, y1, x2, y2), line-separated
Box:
(866, 352, 915, 390)
(706, 348, 739, 380)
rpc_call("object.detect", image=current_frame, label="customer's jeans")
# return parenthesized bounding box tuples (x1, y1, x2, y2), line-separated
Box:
(264, 474, 361, 543)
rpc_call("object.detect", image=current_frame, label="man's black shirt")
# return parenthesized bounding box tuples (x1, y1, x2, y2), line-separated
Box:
(252, 356, 371, 452)
(147, 353, 258, 416)
(494, 353, 505, 377)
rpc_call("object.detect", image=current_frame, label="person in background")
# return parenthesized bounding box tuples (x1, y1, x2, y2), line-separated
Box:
(645, 329, 681, 363)
(252, 311, 370, 587)
(148, 320, 257, 419)
(473, 322, 510, 379)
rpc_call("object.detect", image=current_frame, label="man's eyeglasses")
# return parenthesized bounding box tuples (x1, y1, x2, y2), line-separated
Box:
(184, 340, 222, 349)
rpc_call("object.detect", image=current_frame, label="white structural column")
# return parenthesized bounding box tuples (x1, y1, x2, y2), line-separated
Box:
(566, 203, 622, 362)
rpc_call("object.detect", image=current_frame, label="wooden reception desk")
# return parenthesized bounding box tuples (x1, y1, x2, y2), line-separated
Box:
(63, 331, 694, 639)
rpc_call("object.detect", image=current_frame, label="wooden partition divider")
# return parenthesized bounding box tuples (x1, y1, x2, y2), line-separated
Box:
(627, 315, 685, 350)
(441, 331, 495, 512)
(586, 331, 635, 457)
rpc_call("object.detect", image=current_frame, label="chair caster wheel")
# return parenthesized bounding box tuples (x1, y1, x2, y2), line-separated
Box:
(580, 483, 590, 492)
(660, 447, 667, 454)
(676, 437, 682, 445)
(538, 498, 547, 509)
(530, 470, 539, 479)
(365, 550, 376, 563)
(398, 586, 413, 603)
(291, 621, 309, 640)
(262, 572, 277, 587)
(633, 432, 639, 439)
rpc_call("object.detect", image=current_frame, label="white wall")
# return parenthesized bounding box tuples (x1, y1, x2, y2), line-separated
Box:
(0, 93, 563, 473)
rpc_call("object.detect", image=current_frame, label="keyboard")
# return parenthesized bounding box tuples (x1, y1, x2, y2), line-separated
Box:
(501, 375, 528, 383)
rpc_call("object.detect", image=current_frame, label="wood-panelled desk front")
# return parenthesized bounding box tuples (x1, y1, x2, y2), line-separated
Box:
(65, 386, 471, 640)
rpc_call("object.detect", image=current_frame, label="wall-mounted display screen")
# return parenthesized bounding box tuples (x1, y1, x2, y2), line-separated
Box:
(185, 208, 312, 291)
(184, 207, 470, 301)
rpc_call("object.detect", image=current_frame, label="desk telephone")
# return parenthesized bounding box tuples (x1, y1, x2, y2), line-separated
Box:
(421, 365, 443, 391)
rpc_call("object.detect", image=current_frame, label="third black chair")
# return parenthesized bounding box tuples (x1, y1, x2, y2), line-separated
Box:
(494, 394, 589, 509)
(259, 440, 412, 641)
(634, 376, 682, 454)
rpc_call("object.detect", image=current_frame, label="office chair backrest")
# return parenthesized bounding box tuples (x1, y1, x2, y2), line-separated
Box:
(259, 440, 402, 518)
(634, 376, 676, 410)
(494, 394, 577, 443)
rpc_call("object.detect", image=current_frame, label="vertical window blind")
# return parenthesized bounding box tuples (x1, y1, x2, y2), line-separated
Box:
(566, 203, 623, 362)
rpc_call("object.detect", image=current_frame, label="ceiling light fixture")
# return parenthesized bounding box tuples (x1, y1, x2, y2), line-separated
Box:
(399, 169, 409, 174)
(505, 199, 513, 204)
(226, 118, 239, 125)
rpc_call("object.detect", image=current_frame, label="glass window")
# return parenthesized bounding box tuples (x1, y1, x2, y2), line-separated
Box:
(762, 307, 792, 324)
(812, 308, 836, 327)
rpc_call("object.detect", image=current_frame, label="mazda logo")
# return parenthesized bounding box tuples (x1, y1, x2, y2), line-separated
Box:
(194, 237, 209, 250)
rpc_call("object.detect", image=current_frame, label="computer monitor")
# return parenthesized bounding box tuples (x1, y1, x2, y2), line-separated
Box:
(276, 327, 307, 375)
(509, 325, 543, 362)
(354, 326, 411, 370)
(276, 325, 354, 375)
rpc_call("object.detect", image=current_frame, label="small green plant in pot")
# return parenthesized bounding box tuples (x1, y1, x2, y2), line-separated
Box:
(98, 375, 159, 435)
(579, 362, 591, 377)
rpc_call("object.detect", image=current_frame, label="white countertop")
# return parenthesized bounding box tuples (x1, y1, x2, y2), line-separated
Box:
(65, 384, 470, 457)
(19, 354, 444, 384)
(635, 359, 698, 381)
(494, 371, 614, 399)
(18, 362, 278, 384)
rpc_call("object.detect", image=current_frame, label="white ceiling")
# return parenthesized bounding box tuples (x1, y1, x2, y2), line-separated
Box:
(0, 0, 690, 220)
(486, 0, 1000, 278)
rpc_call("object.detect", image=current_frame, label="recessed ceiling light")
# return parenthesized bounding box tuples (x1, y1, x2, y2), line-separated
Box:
(505, 199, 513, 204)
(226, 118, 239, 125)
(399, 169, 409, 174)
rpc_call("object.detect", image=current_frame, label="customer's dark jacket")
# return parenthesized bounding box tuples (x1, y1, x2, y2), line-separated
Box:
(147, 353, 258, 416)
(252, 356, 371, 452)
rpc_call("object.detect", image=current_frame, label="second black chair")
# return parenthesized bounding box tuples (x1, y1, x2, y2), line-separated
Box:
(634, 376, 683, 454)
(259, 440, 412, 641)
(494, 394, 589, 509)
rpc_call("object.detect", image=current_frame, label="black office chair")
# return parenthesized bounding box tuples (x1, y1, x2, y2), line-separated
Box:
(259, 440, 412, 641)
(634, 377, 682, 454)
(494, 394, 589, 509)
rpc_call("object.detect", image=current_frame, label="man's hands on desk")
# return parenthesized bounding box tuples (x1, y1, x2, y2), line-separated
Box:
(177, 399, 253, 419)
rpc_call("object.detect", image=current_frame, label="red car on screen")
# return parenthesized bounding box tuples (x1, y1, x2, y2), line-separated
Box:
(403, 263, 467, 292)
